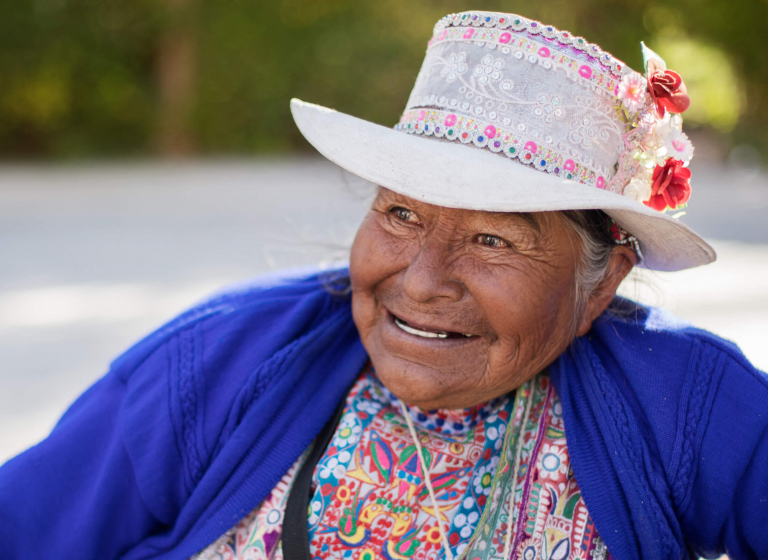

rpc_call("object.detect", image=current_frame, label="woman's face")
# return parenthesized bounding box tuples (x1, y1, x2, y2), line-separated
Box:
(350, 188, 594, 410)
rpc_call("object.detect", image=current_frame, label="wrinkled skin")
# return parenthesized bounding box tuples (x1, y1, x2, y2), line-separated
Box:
(350, 188, 636, 410)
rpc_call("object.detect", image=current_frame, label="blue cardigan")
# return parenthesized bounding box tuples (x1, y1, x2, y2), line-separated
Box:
(0, 269, 766, 560)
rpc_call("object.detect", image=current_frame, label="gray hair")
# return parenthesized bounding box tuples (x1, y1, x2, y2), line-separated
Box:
(559, 210, 620, 317)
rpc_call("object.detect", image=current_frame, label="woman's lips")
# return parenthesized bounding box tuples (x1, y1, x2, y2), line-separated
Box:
(390, 312, 477, 339)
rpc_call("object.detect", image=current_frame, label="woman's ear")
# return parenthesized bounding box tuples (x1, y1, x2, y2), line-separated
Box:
(575, 245, 637, 337)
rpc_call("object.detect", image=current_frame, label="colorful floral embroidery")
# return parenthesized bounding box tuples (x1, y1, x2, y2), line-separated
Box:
(193, 371, 609, 560)
(308, 370, 514, 560)
(458, 375, 604, 560)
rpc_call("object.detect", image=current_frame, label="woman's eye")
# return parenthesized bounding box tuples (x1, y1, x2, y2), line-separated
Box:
(390, 207, 417, 223)
(477, 234, 508, 248)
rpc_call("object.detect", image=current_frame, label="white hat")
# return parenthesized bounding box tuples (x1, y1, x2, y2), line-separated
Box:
(291, 11, 715, 271)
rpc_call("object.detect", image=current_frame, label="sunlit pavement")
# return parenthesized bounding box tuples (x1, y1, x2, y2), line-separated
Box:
(1, 158, 766, 463)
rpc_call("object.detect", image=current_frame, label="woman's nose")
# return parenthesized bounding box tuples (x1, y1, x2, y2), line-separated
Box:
(399, 238, 465, 303)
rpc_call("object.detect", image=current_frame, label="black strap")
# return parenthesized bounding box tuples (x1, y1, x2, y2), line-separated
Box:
(282, 396, 347, 560)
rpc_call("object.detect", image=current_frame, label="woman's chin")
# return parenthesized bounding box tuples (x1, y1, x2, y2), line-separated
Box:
(366, 351, 482, 410)
(372, 361, 432, 405)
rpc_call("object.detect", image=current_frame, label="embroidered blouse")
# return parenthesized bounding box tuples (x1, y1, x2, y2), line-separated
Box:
(194, 368, 608, 560)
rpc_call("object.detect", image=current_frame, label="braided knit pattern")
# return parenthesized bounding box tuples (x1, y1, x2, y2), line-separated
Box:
(179, 328, 204, 485)
(213, 336, 306, 459)
(583, 345, 675, 559)
(236, 338, 299, 421)
(671, 342, 716, 508)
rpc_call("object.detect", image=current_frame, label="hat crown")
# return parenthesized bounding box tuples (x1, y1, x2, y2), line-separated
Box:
(397, 12, 640, 191)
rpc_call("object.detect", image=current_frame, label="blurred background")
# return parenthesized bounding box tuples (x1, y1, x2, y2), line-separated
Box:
(1, 0, 767, 463)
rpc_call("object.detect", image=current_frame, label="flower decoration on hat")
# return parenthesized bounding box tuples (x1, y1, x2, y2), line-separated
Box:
(609, 42, 694, 213)
(616, 73, 648, 115)
(647, 58, 690, 117)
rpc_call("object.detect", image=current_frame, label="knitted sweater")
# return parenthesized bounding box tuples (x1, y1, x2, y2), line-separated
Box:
(0, 269, 765, 560)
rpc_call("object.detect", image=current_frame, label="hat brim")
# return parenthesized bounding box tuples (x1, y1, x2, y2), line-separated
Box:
(291, 98, 715, 271)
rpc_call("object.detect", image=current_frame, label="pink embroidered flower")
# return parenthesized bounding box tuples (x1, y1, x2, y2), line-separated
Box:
(484, 125, 497, 139)
(596, 176, 606, 189)
(444, 114, 457, 127)
(499, 32, 511, 44)
(664, 129, 694, 163)
(563, 159, 576, 172)
(463, 29, 475, 39)
(578, 65, 592, 79)
(524, 141, 537, 152)
(538, 47, 550, 58)
(417, 110, 426, 121)
(617, 73, 648, 114)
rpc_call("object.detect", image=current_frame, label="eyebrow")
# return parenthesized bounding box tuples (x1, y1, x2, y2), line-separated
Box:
(515, 212, 541, 231)
(488, 211, 541, 233)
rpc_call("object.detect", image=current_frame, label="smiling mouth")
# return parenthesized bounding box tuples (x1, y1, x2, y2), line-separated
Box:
(393, 315, 475, 339)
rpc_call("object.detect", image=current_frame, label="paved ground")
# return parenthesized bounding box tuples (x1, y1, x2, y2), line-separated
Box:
(1, 158, 766, 463)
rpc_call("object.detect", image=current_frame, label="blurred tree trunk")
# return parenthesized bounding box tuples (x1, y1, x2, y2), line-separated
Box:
(155, 0, 197, 157)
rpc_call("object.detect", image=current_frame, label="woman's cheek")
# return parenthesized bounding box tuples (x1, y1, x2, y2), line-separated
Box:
(476, 271, 560, 361)
(351, 219, 413, 290)
(349, 215, 375, 283)
(350, 219, 393, 338)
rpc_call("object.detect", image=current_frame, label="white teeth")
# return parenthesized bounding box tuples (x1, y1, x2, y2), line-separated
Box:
(394, 317, 448, 338)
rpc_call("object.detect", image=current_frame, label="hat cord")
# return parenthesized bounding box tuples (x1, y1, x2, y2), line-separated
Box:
(400, 400, 456, 560)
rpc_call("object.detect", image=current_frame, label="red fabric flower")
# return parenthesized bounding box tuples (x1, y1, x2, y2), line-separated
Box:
(647, 59, 690, 117)
(644, 158, 692, 211)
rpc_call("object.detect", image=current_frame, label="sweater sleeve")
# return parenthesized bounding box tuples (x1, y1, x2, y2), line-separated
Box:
(0, 359, 169, 559)
(679, 343, 768, 560)
(0, 270, 349, 559)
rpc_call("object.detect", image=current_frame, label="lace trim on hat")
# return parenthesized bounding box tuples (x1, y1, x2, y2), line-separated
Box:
(433, 12, 628, 78)
(428, 24, 628, 100)
(397, 108, 608, 190)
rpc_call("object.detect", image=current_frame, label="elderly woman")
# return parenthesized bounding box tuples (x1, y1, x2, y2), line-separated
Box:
(0, 11, 766, 560)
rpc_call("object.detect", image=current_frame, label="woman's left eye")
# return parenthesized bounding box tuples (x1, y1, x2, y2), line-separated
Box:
(477, 234, 508, 248)
(390, 207, 418, 223)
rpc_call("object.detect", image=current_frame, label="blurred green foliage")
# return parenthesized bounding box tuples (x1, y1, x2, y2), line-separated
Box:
(0, 0, 766, 158)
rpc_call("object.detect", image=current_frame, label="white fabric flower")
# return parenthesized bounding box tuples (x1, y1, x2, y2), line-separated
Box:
(653, 112, 674, 141)
(623, 176, 652, 203)
(664, 129, 694, 163)
(537, 443, 568, 480)
(472, 463, 495, 496)
(617, 73, 648, 114)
